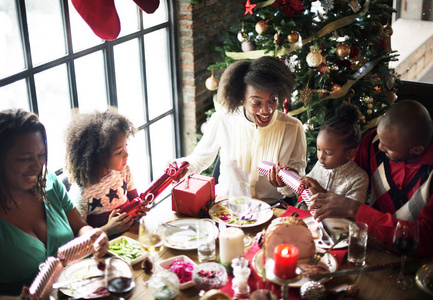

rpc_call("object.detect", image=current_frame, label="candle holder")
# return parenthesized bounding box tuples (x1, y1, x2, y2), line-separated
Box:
(263, 258, 302, 300)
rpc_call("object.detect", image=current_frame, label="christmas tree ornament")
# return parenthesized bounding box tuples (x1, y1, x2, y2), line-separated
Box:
(274, 33, 284, 46)
(287, 31, 300, 43)
(345, 0, 361, 13)
(255, 20, 270, 35)
(321, 0, 335, 12)
(299, 86, 314, 105)
(316, 62, 330, 75)
(383, 23, 393, 37)
(367, 109, 373, 115)
(306, 46, 323, 68)
(241, 39, 256, 52)
(300, 281, 325, 299)
(237, 31, 247, 42)
(205, 70, 219, 91)
(243, 0, 257, 15)
(336, 42, 351, 58)
(367, 103, 373, 109)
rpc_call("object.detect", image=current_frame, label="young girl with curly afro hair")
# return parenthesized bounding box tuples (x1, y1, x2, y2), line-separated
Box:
(65, 107, 148, 236)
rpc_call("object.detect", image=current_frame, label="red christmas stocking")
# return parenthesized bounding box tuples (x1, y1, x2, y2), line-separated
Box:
(71, 0, 121, 41)
(133, 0, 160, 14)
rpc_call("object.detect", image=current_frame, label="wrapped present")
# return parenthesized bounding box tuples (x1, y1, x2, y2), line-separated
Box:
(25, 257, 63, 299)
(118, 161, 190, 217)
(257, 161, 313, 205)
(171, 174, 215, 216)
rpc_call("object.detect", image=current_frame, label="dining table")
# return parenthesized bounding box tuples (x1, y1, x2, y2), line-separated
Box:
(51, 196, 432, 300)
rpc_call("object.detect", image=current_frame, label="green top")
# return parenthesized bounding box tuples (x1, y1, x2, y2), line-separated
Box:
(0, 173, 75, 296)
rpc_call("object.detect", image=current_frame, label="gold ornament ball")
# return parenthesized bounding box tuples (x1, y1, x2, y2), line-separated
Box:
(306, 51, 323, 68)
(367, 103, 373, 109)
(331, 84, 342, 93)
(383, 24, 393, 36)
(255, 20, 269, 35)
(336, 42, 351, 58)
(287, 32, 300, 43)
(205, 75, 219, 91)
(274, 33, 284, 46)
(367, 109, 373, 114)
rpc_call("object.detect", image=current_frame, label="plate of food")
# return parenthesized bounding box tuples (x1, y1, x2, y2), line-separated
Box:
(208, 199, 273, 228)
(56, 258, 132, 299)
(157, 255, 197, 289)
(416, 263, 433, 296)
(156, 218, 219, 250)
(108, 236, 148, 264)
(303, 216, 351, 249)
(252, 249, 337, 287)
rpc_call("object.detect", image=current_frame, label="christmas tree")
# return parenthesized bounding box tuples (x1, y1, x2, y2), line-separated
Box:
(207, 0, 400, 171)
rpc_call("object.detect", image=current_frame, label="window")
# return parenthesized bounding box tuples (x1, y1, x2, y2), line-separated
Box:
(0, 0, 182, 193)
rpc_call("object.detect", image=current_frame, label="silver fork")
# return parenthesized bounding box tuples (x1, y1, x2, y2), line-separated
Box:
(161, 222, 196, 232)
(309, 232, 348, 265)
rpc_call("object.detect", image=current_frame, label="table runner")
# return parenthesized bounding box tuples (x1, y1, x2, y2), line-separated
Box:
(220, 206, 347, 299)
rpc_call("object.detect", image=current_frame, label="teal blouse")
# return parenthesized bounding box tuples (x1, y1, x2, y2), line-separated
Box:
(0, 173, 75, 295)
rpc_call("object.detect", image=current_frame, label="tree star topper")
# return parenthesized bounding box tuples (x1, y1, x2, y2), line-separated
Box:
(243, 0, 257, 15)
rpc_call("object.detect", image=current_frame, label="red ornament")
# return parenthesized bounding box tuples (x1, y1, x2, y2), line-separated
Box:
(272, 0, 304, 17)
(316, 62, 330, 75)
(243, 0, 257, 15)
(283, 98, 291, 114)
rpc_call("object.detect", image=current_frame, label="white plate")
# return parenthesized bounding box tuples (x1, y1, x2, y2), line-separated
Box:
(303, 216, 351, 249)
(108, 236, 148, 265)
(57, 258, 132, 299)
(156, 218, 219, 250)
(252, 249, 337, 287)
(208, 199, 273, 228)
(415, 263, 433, 296)
(157, 255, 197, 289)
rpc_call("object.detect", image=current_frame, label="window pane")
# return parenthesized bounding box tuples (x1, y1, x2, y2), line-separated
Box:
(116, 0, 140, 37)
(75, 51, 108, 112)
(26, 0, 65, 65)
(0, 1, 25, 79)
(68, 0, 103, 51)
(128, 129, 150, 192)
(149, 115, 175, 179)
(144, 29, 173, 119)
(391, 1, 433, 84)
(115, 39, 145, 125)
(142, 0, 168, 29)
(34, 65, 71, 172)
(0, 79, 29, 111)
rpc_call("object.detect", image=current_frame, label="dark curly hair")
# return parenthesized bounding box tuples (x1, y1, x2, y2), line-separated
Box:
(321, 103, 362, 150)
(0, 109, 48, 212)
(65, 107, 136, 187)
(217, 56, 296, 113)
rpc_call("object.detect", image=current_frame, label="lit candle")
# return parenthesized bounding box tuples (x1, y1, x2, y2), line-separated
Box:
(219, 228, 244, 264)
(273, 244, 299, 279)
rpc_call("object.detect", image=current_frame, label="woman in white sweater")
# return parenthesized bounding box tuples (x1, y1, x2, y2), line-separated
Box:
(177, 56, 307, 203)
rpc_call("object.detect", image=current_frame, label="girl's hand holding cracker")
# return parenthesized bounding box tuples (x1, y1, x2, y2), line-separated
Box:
(106, 210, 134, 236)
(299, 177, 327, 194)
(137, 197, 151, 218)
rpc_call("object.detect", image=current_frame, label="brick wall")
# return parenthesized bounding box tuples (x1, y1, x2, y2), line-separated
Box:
(175, 0, 244, 155)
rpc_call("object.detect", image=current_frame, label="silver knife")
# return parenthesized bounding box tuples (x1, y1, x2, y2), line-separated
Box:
(317, 221, 335, 244)
(53, 274, 104, 289)
(308, 261, 408, 281)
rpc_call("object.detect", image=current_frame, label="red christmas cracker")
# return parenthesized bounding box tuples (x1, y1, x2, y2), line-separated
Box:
(57, 234, 94, 266)
(26, 256, 63, 299)
(257, 161, 313, 205)
(118, 161, 190, 217)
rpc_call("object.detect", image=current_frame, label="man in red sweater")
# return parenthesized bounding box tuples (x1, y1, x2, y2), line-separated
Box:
(309, 100, 433, 258)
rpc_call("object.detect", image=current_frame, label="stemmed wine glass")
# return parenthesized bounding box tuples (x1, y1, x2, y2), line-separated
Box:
(227, 182, 253, 246)
(388, 221, 419, 290)
(139, 216, 164, 274)
(105, 257, 136, 300)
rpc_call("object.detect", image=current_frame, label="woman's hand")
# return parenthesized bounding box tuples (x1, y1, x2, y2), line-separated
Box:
(103, 210, 134, 236)
(268, 164, 286, 187)
(86, 228, 109, 258)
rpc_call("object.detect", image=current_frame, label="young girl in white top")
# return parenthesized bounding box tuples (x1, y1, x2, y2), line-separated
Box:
(298, 103, 368, 205)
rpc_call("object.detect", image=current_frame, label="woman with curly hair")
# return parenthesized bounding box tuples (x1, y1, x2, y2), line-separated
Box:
(175, 56, 307, 203)
(0, 109, 108, 296)
(65, 107, 148, 237)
